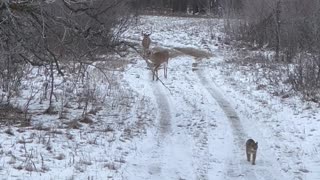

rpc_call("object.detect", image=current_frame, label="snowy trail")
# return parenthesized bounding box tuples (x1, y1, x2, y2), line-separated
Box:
(196, 58, 285, 180)
(177, 75, 211, 180)
(123, 53, 230, 179)
(144, 82, 172, 179)
(121, 16, 301, 180)
(123, 63, 197, 180)
(197, 69, 259, 180)
(152, 83, 172, 138)
(123, 47, 281, 180)
(196, 69, 246, 146)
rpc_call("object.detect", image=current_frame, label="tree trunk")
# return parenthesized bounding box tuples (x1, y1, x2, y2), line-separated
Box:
(275, 0, 281, 62)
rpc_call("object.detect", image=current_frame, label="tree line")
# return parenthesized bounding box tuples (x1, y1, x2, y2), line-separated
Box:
(132, 0, 227, 15)
(224, 0, 320, 100)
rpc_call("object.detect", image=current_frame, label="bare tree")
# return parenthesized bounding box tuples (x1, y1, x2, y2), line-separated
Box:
(0, 0, 133, 108)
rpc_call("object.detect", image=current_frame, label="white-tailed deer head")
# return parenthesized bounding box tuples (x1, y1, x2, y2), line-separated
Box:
(141, 31, 152, 57)
(146, 50, 169, 81)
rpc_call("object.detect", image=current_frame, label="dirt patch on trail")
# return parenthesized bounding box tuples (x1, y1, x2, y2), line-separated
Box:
(150, 46, 184, 59)
(174, 47, 212, 59)
(150, 46, 212, 60)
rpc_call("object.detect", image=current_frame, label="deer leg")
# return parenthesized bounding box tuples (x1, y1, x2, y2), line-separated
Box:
(156, 69, 159, 81)
(164, 63, 167, 78)
(152, 66, 156, 81)
(152, 68, 157, 81)
(152, 71, 155, 81)
(152, 65, 159, 81)
(154, 65, 160, 81)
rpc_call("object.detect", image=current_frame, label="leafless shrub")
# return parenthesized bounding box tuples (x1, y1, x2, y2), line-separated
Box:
(74, 163, 85, 173)
(4, 128, 14, 136)
(66, 131, 74, 140)
(79, 159, 93, 166)
(105, 126, 115, 133)
(8, 155, 16, 165)
(224, 50, 291, 96)
(289, 54, 320, 102)
(23, 85, 39, 122)
(88, 106, 103, 115)
(25, 162, 36, 172)
(16, 142, 39, 172)
(0, 57, 25, 104)
(65, 119, 82, 129)
(55, 153, 66, 160)
(46, 143, 52, 152)
(0, 103, 28, 126)
(33, 123, 51, 131)
(14, 165, 23, 170)
(87, 136, 99, 145)
(104, 162, 119, 170)
(79, 115, 94, 125)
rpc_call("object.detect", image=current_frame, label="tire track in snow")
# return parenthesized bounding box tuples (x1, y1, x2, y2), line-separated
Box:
(166, 52, 219, 180)
(141, 82, 172, 179)
(181, 75, 210, 180)
(196, 68, 275, 180)
(191, 122, 210, 180)
(152, 83, 172, 138)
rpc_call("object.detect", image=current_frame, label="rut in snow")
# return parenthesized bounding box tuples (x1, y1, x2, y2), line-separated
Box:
(152, 82, 172, 138)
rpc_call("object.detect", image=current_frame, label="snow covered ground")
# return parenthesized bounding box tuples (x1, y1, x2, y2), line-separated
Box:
(0, 15, 319, 179)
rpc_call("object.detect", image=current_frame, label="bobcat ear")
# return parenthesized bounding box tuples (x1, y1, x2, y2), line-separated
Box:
(256, 142, 258, 145)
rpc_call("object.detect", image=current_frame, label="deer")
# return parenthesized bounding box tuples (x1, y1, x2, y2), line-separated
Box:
(141, 31, 152, 58)
(146, 50, 169, 81)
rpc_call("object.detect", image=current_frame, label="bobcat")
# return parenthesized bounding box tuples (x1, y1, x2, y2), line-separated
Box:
(246, 139, 258, 165)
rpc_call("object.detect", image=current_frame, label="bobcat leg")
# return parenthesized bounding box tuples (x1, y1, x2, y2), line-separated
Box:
(252, 153, 256, 165)
(246, 152, 250, 162)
